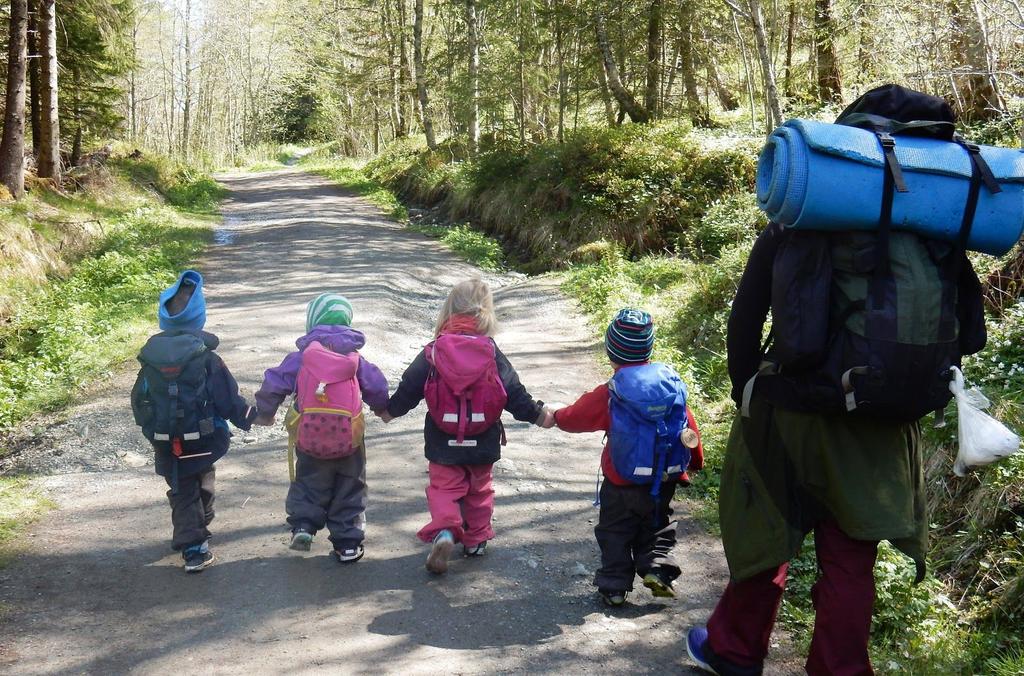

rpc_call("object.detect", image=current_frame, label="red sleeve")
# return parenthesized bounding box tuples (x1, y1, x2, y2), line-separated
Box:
(685, 405, 704, 472)
(554, 383, 610, 434)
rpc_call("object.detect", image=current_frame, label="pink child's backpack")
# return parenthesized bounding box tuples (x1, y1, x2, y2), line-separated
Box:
(295, 341, 364, 458)
(424, 334, 508, 445)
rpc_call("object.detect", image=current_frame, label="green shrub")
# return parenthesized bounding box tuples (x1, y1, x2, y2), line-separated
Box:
(363, 123, 760, 264)
(681, 192, 766, 259)
(111, 155, 226, 213)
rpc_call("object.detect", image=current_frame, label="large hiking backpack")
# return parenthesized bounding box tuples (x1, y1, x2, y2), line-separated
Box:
(608, 363, 690, 498)
(132, 333, 217, 458)
(424, 334, 508, 445)
(750, 86, 989, 422)
(294, 341, 364, 459)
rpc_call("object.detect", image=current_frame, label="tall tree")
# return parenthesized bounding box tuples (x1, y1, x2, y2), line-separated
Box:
(725, 0, 782, 129)
(37, 0, 60, 181)
(644, 0, 662, 117)
(1, 0, 29, 198)
(466, 0, 480, 152)
(27, 0, 42, 156)
(814, 0, 842, 103)
(413, 0, 436, 149)
(949, 0, 1004, 122)
(594, 9, 649, 123)
(680, 0, 710, 126)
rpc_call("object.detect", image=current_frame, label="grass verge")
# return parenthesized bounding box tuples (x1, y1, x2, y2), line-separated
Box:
(0, 155, 217, 441)
(0, 477, 55, 569)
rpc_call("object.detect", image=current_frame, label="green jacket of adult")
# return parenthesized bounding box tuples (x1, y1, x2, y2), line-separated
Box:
(720, 223, 986, 583)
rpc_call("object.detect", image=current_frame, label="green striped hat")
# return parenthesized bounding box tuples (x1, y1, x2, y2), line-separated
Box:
(306, 293, 353, 331)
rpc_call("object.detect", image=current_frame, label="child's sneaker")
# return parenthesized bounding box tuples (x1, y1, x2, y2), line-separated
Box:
(289, 529, 314, 552)
(463, 541, 487, 557)
(642, 570, 676, 598)
(685, 626, 719, 674)
(598, 588, 627, 607)
(182, 542, 215, 573)
(426, 529, 455, 574)
(333, 545, 364, 564)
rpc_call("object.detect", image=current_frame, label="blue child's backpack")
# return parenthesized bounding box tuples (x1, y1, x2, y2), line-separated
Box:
(607, 363, 690, 500)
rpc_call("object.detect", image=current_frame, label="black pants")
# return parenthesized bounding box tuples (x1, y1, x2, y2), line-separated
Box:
(593, 480, 680, 592)
(286, 447, 367, 549)
(165, 466, 215, 551)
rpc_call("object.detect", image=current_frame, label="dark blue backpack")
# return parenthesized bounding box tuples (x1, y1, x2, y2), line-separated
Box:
(131, 332, 218, 458)
(608, 363, 690, 499)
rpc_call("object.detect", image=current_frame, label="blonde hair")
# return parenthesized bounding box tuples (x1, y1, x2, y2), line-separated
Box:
(434, 278, 497, 337)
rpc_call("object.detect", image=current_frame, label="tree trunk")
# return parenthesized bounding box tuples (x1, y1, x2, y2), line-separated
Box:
(596, 54, 617, 126)
(413, 0, 436, 149)
(644, 0, 662, 117)
(0, 0, 29, 198)
(705, 42, 739, 111)
(466, 0, 480, 153)
(680, 0, 709, 126)
(949, 0, 1003, 122)
(182, 0, 192, 156)
(594, 9, 649, 123)
(745, 0, 783, 130)
(784, 0, 795, 98)
(397, 0, 411, 138)
(814, 0, 842, 103)
(27, 0, 41, 157)
(37, 0, 60, 182)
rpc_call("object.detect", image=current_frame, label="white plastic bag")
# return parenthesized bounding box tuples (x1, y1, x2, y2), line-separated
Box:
(949, 367, 1021, 477)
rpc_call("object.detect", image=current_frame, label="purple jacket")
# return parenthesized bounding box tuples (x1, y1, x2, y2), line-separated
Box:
(256, 325, 389, 416)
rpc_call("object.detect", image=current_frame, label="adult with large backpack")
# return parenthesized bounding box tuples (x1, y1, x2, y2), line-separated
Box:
(686, 85, 992, 674)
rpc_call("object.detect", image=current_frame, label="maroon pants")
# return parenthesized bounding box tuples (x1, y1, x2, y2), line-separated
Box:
(707, 519, 879, 675)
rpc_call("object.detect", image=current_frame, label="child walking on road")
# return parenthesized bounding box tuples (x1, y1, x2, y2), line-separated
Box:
(254, 294, 389, 563)
(554, 309, 703, 606)
(131, 270, 258, 573)
(381, 278, 553, 574)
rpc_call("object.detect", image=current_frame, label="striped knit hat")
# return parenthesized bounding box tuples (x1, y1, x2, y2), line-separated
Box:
(306, 293, 354, 331)
(605, 308, 655, 364)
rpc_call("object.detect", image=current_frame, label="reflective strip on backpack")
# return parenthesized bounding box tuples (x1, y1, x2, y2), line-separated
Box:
(448, 439, 478, 447)
(153, 433, 170, 441)
(841, 366, 872, 412)
(471, 413, 486, 422)
(182, 432, 201, 441)
(443, 413, 459, 423)
(666, 465, 682, 473)
(633, 467, 654, 476)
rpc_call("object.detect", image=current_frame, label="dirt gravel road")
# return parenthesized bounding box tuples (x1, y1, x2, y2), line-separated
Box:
(0, 169, 792, 674)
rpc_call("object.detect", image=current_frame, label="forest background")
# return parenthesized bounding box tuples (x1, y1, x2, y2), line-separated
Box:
(1, 0, 1024, 671)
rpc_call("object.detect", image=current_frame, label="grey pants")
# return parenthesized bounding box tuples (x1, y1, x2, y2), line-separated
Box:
(166, 466, 215, 551)
(593, 480, 680, 592)
(286, 447, 367, 549)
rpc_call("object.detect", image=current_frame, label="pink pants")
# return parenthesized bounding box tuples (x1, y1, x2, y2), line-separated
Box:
(417, 462, 495, 547)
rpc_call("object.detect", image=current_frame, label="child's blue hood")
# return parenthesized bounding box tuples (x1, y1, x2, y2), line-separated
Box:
(297, 325, 366, 354)
(158, 270, 206, 331)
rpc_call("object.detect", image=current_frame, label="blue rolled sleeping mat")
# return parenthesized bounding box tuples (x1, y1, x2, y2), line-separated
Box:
(756, 119, 1024, 256)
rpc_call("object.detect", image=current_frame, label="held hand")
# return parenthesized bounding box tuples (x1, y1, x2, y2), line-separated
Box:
(253, 413, 276, 426)
(537, 408, 557, 429)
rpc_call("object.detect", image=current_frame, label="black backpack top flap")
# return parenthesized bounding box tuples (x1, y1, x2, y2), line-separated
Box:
(835, 84, 956, 140)
(139, 333, 208, 375)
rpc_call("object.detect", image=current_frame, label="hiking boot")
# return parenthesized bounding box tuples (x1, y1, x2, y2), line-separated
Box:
(685, 627, 719, 674)
(289, 529, 314, 552)
(463, 541, 487, 557)
(598, 588, 627, 607)
(333, 545, 365, 564)
(642, 570, 676, 598)
(426, 529, 455, 574)
(183, 543, 215, 573)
